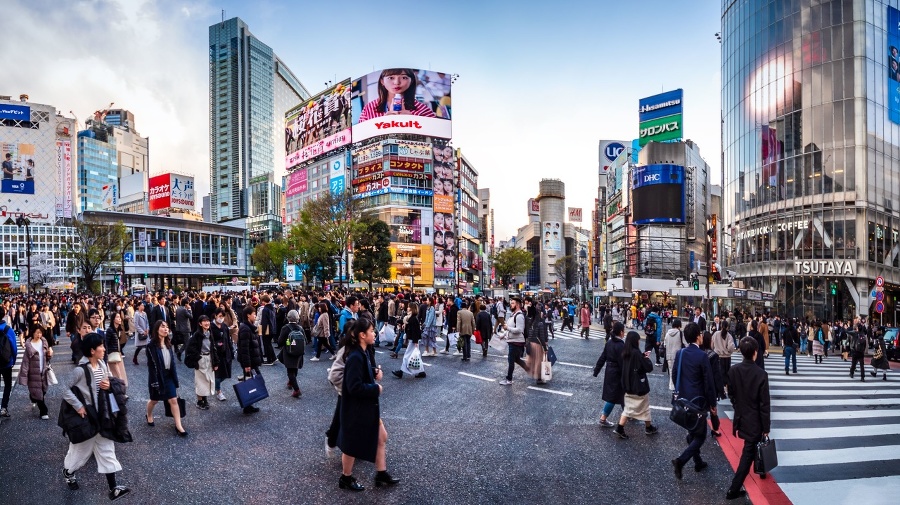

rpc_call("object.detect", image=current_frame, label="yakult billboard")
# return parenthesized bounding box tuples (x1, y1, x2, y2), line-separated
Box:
(351, 68, 452, 142)
(149, 173, 195, 211)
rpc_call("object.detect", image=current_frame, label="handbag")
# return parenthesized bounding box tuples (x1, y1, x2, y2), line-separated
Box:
(164, 397, 187, 419)
(107, 351, 122, 363)
(233, 371, 269, 408)
(547, 346, 557, 366)
(473, 330, 482, 345)
(47, 365, 58, 385)
(669, 352, 706, 431)
(755, 436, 778, 474)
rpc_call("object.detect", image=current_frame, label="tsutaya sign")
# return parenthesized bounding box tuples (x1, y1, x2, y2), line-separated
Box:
(794, 260, 856, 276)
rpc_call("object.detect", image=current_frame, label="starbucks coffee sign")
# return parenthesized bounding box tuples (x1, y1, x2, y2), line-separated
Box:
(794, 260, 856, 276)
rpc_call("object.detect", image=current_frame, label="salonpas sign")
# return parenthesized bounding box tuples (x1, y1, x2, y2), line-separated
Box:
(794, 260, 856, 276)
(639, 113, 682, 146)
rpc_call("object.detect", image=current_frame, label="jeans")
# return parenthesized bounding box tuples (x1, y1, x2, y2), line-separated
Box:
(392, 333, 405, 354)
(677, 418, 708, 465)
(729, 436, 762, 493)
(460, 334, 471, 359)
(1, 367, 12, 409)
(799, 338, 807, 354)
(375, 321, 384, 345)
(602, 401, 615, 417)
(784, 346, 797, 372)
(506, 344, 527, 380)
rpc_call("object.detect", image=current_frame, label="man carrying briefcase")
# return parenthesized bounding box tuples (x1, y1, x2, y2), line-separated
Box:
(725, 336, 772, 500)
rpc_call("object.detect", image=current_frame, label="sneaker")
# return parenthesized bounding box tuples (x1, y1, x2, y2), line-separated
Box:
(217, 392, 226, 401)
(197, 401, 209, 410)
(41, 415, 50, 420)
(0, 408, 9, 418)
(452, 351, 462, 356)
(439, 350, 449, 354)
(326, 441, 336, 458)
(645, 425, 659, 435)
(614, 426, 629, 439)
(63, 469, 78, 490)
(599, 419, 615, 428)
(109, 485, 130, 501)
(309, 357, 320, 362)
(499, 379, 512, 386)
(330, 356, 336, 361)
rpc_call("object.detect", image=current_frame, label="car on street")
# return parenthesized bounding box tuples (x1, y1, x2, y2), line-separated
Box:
(882, 327, 900, 361)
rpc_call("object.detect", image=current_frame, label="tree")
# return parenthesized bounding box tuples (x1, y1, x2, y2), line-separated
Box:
(491, 248, 534, 287)
(251, 240, 290, 281)
(352, 217, 392, 291)
(290, 189, 366, 286)
(553, 255, 578, 290)
(62, 218, 127, 293)
(25, 253, 61, 289)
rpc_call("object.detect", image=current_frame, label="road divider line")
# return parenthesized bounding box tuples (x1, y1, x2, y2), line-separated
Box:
(650, 406, 670, 411)
(422, 362, 432, 367)
(557, 361, 591, 368)
(458, 372, 495, 382)
(527, 386, 573, 396)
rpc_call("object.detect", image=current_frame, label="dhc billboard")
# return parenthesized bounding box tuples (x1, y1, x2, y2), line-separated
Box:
(631, 164, 685, 225)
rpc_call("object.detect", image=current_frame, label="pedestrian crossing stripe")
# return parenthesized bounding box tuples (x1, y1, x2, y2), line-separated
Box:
(719, 353, 900, 504)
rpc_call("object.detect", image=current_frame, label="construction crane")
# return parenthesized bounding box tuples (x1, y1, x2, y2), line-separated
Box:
(92, 102, 115, 123)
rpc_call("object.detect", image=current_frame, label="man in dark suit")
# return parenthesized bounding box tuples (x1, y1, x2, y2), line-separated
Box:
(190, 294, 205, 334)
(782, 319, 798, 375)
(726, 336, 771, 500)
(174, 297, 193, 361)
(692, 307, 707, 333)
(151, 295, 172, 332)
(671, 322, 717, 479)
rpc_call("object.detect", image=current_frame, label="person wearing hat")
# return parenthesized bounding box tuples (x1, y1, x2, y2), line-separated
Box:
(185, 315, 217, 410)
(278, 310, 306, 398)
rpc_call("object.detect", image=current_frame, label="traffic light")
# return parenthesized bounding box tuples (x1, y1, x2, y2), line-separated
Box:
(151, 239, 167, 247)
(12, 269, 19, 282)
(114, 274, 120, 283)
(830, 283, 837, 295)
(143, 273, 149, 280)
(692, 278, 700, 290)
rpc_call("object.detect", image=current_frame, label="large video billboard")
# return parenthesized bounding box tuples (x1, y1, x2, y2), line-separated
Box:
(638, 89, 683, 146)
(631, 164, 684, 225)
(351, 68, 451, 142)
(285, 79, 352, 169)
(888, 6, 900, 124)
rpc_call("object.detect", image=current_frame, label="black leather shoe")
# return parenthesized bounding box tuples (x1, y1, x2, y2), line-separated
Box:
(392, 370, 403, 379)
(339, 474, 365, 491)
(726, 488, 747, 500)
(694, 461, 708, 472)
(374, 470, 400, 487)
(671, 459, 683, 480)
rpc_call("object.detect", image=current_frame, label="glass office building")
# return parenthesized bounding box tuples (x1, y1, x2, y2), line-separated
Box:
(722, 0, 900, 321)
(77, 124, 118, 212)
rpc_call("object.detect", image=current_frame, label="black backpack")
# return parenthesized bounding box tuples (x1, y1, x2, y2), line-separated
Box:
(285, 324, 305, 357)
(854, 334, 867, 354)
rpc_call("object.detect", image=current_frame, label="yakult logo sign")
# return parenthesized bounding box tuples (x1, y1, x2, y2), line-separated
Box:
(374, 120, 423, 130)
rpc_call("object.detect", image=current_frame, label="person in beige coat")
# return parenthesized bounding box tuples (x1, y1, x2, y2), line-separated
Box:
(456, 301, 476, 361)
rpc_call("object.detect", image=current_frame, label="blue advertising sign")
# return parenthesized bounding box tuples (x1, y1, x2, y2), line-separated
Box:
(1, 180, 34, 194)
(604, 142, 625, 162)
(638, 89, 683, 123)
(888, 6, 900, 124)
(0, 104, 30, 121)
(631, 164, 685, 189)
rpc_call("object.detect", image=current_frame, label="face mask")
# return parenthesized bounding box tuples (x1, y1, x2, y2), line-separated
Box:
(216, 317, 225, 324)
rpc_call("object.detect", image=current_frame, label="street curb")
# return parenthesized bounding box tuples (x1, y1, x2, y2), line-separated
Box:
(716, 418, 793, 505)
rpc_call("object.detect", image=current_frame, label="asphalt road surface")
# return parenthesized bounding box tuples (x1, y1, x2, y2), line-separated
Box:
(0, 326, 741, 504)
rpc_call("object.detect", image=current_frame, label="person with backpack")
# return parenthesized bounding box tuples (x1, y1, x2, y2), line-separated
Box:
(498, 297, 530, 386)
(850, 327, 868, 381)
(277, 310, 306, 398)
(0, 317, 18, 418)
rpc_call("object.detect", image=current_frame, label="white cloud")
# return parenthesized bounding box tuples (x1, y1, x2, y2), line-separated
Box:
(5, 0, 213, 208)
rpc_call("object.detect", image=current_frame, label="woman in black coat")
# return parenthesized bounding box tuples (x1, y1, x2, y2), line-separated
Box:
(747, 320, 766, 370)
(145, 320, 187, 436)
(593, 321, 626, 427)
(475, 309, 493, 357)
(338, 318, 399, 492)
(210, 307, 234, 401)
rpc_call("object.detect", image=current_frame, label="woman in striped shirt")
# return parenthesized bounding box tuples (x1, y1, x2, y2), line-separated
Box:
(358, 68, 437, 122)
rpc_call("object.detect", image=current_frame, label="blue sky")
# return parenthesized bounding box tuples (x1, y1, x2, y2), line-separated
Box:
(8, 0, 722, 240)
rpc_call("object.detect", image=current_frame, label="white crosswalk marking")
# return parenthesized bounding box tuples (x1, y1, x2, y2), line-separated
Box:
(720, 354, 900, 505)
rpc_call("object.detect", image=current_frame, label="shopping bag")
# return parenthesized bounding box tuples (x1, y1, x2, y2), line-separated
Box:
(380, 324, 396, 343)
(402, 344, 423, 375)
(546, 346, 557, 366)
(46, 365, 58, 385)
(473, 330, 482, 345)
(164, 397, 187, 418)
(755, 437, 778, 474)
(488, 335, 507, 353)
(541, 358, 552, 382)
(233, 371, 269, 408)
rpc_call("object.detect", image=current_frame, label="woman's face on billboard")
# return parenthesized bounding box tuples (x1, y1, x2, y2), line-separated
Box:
(383, 74, 412, 95)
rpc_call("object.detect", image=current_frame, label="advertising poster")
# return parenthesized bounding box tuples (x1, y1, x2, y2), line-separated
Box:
(542, 221, 562, 251)
(568, 207, 583, 222)
(889, 6, 900, 124)
(1, 142, 36, 194)
(434, 194, 454, 214)
(285, 78, 352, 168)
(433, 209, 455, 272)
(395, 140, 432, 159)
(285, 169, 308, 197)
(351, 68, 452, 142)
(329, 156, 346, 195)
(101, 184, 117, 210)
(170, 175, 195, 210)
(389, 209, 423, 244)
(56, 140, 72, 218)
(432, 138, 454, 198)
(148, 173, 171, 211)
(638, 89, 683, 146)
(528, 198, 540, 216)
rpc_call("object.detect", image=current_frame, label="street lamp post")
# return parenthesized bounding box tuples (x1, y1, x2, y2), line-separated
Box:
(9, 217, 32, 294)
(579, 248, 587, 302)
(409, 257, 415, 291)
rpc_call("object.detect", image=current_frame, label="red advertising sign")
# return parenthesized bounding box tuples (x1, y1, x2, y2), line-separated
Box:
(148, 174, 171, 211)
(355, 161, 383, 177)
(710, 214, 719, 274)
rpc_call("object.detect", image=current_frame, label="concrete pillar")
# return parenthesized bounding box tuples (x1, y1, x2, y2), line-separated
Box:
(537, 179, 566, 288)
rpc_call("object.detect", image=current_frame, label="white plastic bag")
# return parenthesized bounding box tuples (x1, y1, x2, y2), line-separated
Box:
(401, 342, 423, 376)
(46, 365, 58, 386)
(488, 334, 507, 353)
(380, 324, 396, 343)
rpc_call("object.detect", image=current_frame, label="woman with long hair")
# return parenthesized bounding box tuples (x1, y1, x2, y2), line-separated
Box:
(593, 321, 626, 428)
(358, 68, 437, 122)
(145, 320, 187, 437)
(392, 302, 425, 379)
(337, 318, 399, 492)
(18, 324, 53, 419)
(105, 312, 128, 387)
(310, 302, 336, 361)
(614, 331, 657, 439)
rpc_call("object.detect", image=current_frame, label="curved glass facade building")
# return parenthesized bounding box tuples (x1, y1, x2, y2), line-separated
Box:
(722, 0, 900, 321)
